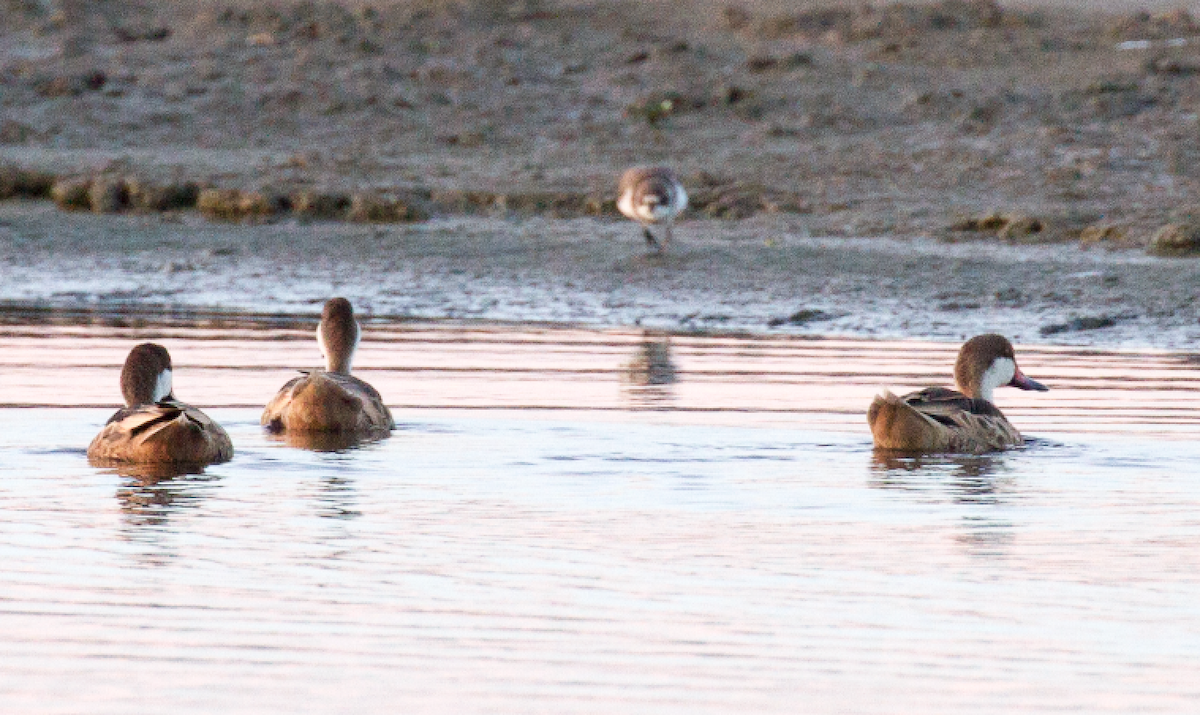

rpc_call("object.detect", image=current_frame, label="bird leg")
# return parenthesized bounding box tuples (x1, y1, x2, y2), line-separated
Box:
(642, 226, 660, 250)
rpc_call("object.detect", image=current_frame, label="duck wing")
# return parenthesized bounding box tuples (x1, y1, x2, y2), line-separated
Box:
(89, 401, 233, 465)
(901, 387, 1021, 452)
(901, 387, 1006, 425)
(869, 387, 1022, 453)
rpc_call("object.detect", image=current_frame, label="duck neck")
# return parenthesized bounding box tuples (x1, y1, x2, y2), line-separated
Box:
(318, 320, 358, 374)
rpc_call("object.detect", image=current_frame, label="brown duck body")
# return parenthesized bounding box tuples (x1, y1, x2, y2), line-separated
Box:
(868, 388, 1023, 454)
(261, 370, 394, 434)
(88, 400, 233, 465)
(867, 334, 1047, 453)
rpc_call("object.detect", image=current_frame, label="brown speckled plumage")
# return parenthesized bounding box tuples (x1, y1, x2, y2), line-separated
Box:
(88, 344, 232, 465)
(262, 297, 393, 435)
(617, 166, 687, 252)
(868, 334, 1046, 453)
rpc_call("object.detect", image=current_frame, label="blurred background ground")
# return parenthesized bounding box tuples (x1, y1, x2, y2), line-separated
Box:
(3, 1, 1200, 344)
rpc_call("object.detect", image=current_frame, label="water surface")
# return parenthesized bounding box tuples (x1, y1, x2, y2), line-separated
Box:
(0, 320, 1197, 713)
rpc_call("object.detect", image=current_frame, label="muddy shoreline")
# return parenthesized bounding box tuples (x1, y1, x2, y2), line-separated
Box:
(6, 1, 1200, 247)
(1, 201, 1197, 350)
(3, 1, 1200, 348)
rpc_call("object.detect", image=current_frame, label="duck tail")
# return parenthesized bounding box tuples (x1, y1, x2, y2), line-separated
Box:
(867, 390, 942, 452)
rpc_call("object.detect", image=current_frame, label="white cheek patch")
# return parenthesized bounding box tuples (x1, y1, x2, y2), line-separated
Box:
(617, 190, 635, 220)
(153, 369, 173, 402)
(671, 185, 688, 214)
(979, 358, 1015, 402)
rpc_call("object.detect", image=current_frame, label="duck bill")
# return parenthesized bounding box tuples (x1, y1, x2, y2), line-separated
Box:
(1009, 368, 1048, 392)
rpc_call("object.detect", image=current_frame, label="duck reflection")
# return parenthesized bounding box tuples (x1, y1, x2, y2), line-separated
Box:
(265, 429, 389, 453)
(621, 332, 677, 409)
(869, 450, 1012, 501)
(110, 462, 218, 532)
(869, 450, 1016, 556)
(317, 475, 362, 520)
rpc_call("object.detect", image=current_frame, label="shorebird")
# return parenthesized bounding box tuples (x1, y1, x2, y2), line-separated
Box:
(867, 334, 1048, 453)
(262, 297, 394, 435)
(617, 166, 688, 252)
(88, 343, 233, 465)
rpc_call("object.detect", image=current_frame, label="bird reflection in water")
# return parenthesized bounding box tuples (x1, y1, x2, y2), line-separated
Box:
(109, 462, 218, 533)
(869, 450, 1017, 556)
(621, 331, 677, 409)
(263, 432, 376, 519)
(265, 429, 389, 453)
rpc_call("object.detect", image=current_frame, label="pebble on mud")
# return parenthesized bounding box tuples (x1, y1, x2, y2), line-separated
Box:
(347, 193, 426, 223)
(291, 190, 350, 219)
(998, 214, 1045, 242)
(1147, 223, 1200, 256)
(1079, 223, 1126, 244)
(88, 177, 128, 214)
(949, 211, 1047, 242)
(237, 190, 287, 218)
(197, 188, 243, 220)
(50, 178, 92, 211)
(767, 309, 835, 327)
(127, 179, 198, 211)
(1040, 316, 1118, 336)
(0, 166, 54, 199)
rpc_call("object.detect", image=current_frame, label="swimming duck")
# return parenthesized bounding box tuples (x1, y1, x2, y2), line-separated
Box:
(617, 166, 688, 252)
(867, 333, 1048, 453)
(261, 297, 394, 435)
(88, 343, 233, 465)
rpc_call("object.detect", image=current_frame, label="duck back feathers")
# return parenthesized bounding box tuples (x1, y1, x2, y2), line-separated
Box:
(261, 371, 393, 434)
(88, 400, 233, 465)
(868, 388, 1023, 453)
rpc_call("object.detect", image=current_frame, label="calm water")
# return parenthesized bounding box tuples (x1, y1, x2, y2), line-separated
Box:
(0, 319, 1198, 713)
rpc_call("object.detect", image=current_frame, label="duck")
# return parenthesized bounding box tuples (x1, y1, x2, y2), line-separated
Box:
(867, 333, 1048, 453)
(88, 343, 233, 465)
(261, 297, 394, 435)
(617, 166, 688, 252)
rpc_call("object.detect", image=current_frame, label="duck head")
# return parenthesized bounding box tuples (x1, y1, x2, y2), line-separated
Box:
(318, 297, 360, 374)
(120, 343, 174, 407)
(954, 333, 1048, 403)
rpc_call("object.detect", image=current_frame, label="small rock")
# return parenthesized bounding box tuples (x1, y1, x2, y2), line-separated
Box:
(746, 56, 779, 72)
(1147, 57, 1200, 76)
(949, 211, 1049, 242)
(237, 190, 286, 217)
(1079, 223, 1125, 244)
(291, 190, 350, 219)
(998, 214, 1045, 241)
(347, 193, 426, 223)
(127, 179, 198, 211)
(196, 188, 243, 220)
(113, 26, 171, 43)
(950, 211, 1008, 232)
(1148, 223, 1200, 256)
(50, 178, 92, 211)
(88, 177, 128, 214)
(0, 166, 54, 199)
(1040, 316, 1118, 336)
(439, 131, 486, 147)
(767, 308, 835, 327)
